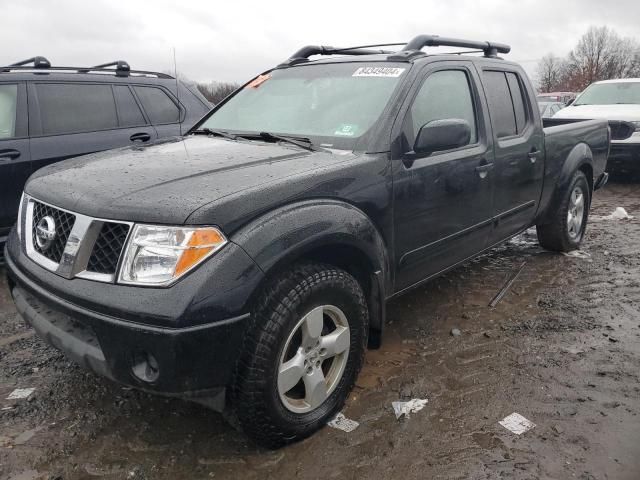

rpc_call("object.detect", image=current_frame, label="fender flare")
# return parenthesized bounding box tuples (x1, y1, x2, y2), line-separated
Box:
(539, 142, 593, 225)
(230, 199, 390, 343)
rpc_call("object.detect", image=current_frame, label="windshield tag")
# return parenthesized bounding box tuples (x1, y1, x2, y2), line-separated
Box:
(247, 74, 271, 88)
(352, 67, 405, 78)
(334, 124, 357, 137)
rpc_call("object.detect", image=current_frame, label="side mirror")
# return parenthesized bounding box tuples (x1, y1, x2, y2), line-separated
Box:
(566, 98, 575, 106)
(413, 119, 471, 155)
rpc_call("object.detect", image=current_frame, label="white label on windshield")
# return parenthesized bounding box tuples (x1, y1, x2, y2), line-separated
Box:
(352, 67, 405, 78)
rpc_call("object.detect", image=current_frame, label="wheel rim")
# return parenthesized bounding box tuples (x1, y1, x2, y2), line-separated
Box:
(277, 305, 350, 414)
(567, 187, 585, 240)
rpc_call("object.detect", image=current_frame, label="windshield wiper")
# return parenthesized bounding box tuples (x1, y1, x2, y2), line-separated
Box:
(192, 128, 238, 140)
(253, 132, 328, 152)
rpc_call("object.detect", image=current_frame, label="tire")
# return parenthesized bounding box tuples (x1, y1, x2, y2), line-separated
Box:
(536, 170, 591, 252)
(231, 263, 368, 448)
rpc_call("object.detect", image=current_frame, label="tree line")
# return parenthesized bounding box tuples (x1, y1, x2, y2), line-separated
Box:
(537, 26, 640, 93)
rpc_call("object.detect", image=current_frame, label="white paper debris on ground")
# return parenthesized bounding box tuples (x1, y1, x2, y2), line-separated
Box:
(499, 412, 536, 435)
(562, 250, 591, 259)
(6, 388, 36, 400)
(392, 398, 428, 419)
(327, 412, 359, 432)
(603, 207, 634, 220)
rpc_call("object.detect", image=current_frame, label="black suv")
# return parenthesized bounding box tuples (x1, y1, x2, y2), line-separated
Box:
(0, 57, 211, 243)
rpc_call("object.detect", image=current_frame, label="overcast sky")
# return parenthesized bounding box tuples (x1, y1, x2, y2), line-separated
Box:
(1, 0, 639, 85)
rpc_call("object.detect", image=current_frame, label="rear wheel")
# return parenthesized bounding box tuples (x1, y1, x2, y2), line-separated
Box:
(536, 170, 590, 252)
(231, 263, 368, 448)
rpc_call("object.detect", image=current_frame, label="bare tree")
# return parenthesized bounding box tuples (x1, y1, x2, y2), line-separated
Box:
(536, 54, 566, 92)
(196, 82, 240, 105)
(565, 26, 640, 90)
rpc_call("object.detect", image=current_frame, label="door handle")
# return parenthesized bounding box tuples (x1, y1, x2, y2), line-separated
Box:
(130, 132, 151, 142)
(475, 161, 494, 179)
(0, 149, 21, 161)
(528, 149, 541, 163)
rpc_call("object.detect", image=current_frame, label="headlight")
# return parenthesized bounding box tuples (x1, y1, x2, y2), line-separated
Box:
(118, 225, 227, 286)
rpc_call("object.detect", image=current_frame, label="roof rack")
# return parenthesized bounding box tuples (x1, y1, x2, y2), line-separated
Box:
(280, 35, 511, 66)
(9, 56, 51, 68)
(279, 43, 404, 66)
(393, 35, 511, 60)
(1, 57, 172, 78)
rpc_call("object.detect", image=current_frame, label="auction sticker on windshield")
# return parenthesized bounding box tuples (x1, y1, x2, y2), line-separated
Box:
(352, 67, 405, 77)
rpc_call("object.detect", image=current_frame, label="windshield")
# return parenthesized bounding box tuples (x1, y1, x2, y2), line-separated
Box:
(199, 63, 408, 149)
(574, 82, 640, 105)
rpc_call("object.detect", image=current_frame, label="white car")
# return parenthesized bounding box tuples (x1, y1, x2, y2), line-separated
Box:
(554, 78, 640, 173)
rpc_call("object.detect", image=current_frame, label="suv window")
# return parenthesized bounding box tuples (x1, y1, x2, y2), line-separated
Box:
(0, 84, 18, 139)
(483, 71, 530, 138)
(36, 83, 118, 135)
(133, 86, 180, 124)
(113, 85, 146, 127)
(410, 70, 478, 144)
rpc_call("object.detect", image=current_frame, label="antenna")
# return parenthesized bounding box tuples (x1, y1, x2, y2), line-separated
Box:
(173, 47, 182, 136)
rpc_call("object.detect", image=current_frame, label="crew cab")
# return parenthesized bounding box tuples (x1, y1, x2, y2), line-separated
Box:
(4, 35, 610, 447)
(554, 78, 640, 173)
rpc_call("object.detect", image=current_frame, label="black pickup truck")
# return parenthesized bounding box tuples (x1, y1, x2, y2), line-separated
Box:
(5, 35, 610, 447)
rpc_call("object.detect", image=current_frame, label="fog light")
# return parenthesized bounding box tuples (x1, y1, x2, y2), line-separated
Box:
(131, 351, 160, 383)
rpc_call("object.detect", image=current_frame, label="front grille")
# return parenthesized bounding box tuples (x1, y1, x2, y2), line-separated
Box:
(31, 201, 76, 263)
(87, 222, 130, 274)
(610, 121, 634, 141)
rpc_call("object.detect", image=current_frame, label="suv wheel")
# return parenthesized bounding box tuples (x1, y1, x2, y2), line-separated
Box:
(536, 170, 591, 252)
(232, 263, 368, 448)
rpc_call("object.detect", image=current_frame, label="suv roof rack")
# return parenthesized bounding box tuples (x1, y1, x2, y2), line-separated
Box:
(280, 35, 511, 66)
(9, 56, 51, 68)
(1, 57, 172, 78)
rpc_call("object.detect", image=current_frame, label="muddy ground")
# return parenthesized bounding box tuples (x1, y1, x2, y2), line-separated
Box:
(1, 180, 639, 480)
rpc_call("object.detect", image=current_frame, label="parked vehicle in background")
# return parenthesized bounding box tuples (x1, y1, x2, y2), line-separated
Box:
(554, 78, 640, 173)
(0, 57, 211, 244)
(5, 35, 610, 447)
(537, 91, 577, 105)
(538, 101, 565, 118)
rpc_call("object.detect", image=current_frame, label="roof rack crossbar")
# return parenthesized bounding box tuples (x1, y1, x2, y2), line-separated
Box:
(402, 35, 510, 58)
(280, 44, 399, 66)
(78, 60, 131, 76)
(9, 56, 51, 68)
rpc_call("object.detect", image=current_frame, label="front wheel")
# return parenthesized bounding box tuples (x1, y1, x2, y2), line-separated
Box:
(231, 263, 368, 448)
(536, 170, 591, 252)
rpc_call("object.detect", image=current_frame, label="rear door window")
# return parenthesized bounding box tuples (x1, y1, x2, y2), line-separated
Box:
(133, 86, 180, 125)
(113, 85, 146, 127)
(0, 84, 18, 139)
(482, 71, 516, 138)
(506, 72, 528, 133)
(36, 83, 118, 135)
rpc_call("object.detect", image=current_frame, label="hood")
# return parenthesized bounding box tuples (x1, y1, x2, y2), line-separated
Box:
(26, 136, 352, 224)
(553, 103, 640, 121)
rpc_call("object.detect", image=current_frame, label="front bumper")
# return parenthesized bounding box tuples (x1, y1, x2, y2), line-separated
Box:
(4, 229, 264, 407)
(608, 143, 640, 173)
